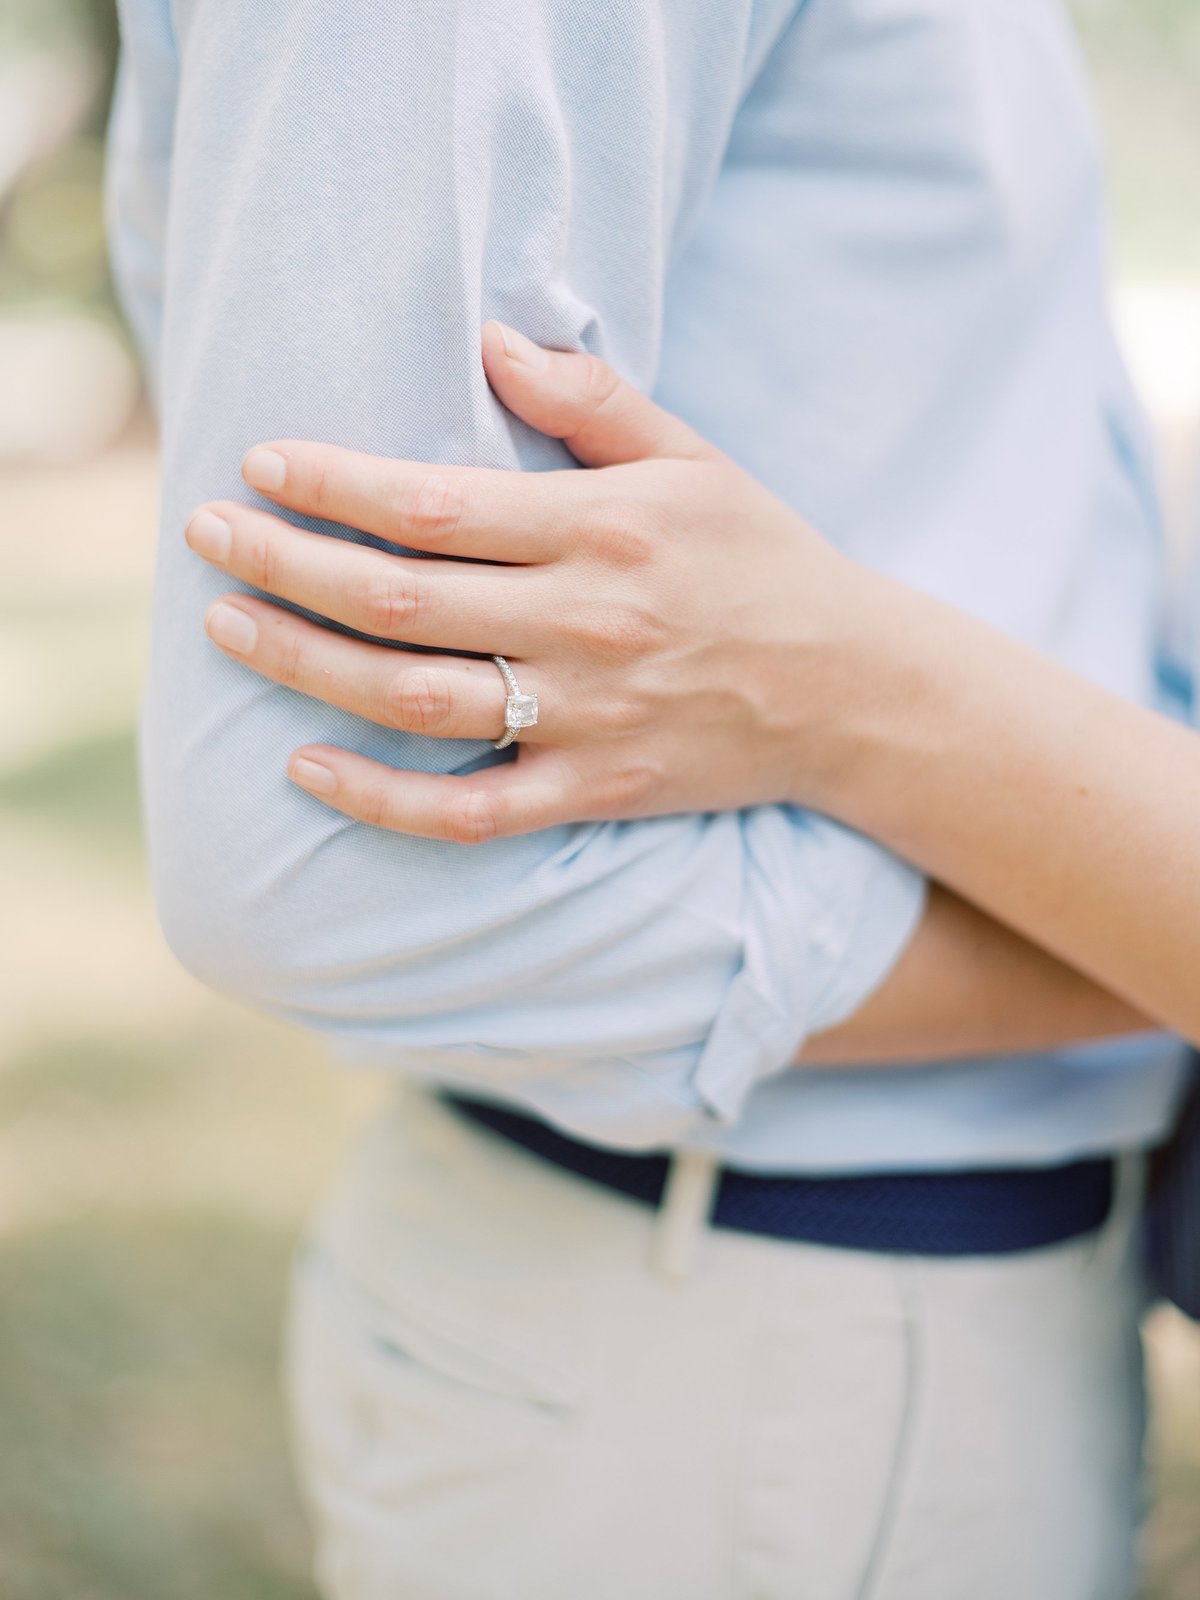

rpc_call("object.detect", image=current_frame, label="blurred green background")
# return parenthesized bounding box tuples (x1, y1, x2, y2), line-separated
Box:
(0, 2, 1197, 1597)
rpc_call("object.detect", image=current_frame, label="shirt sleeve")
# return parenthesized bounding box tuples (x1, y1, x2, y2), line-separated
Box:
(107, 0, 926, 1150)
(105, 5, 177, 403)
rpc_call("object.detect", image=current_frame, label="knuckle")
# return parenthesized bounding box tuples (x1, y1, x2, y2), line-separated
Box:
(608, 759, 660, 814)
(358, 564, 420, 636)
(580, 604, 657, 664)
(603, 696, 645, 736)
(579, 353, 622, 416)
(383, 667, 451, 734)
(407, 472, 466, 545)
(273, 625, 308, 687)
(586, 501, 655, 568)
(355, 781, 395, 830)
(442, 788, 500, 846)
(306, 455, 333, 515)
(247, 529, 281, 595)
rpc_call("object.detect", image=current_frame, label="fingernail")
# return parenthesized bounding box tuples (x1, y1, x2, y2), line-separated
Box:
(205, 601, 258, 655)
(186, 509, 232, 563)
(495, 323, 550, 371)
(242, 446, 287, 492)
(290, 756, 337, 798)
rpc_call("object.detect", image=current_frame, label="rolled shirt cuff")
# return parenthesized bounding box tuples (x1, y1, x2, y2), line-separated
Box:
(693, 811, 927, 1126)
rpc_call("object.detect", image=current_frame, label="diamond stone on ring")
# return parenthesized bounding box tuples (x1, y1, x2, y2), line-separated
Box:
(491, 655, 539, 750)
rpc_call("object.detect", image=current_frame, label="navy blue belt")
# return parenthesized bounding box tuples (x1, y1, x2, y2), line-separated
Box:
(446, 1095, 1114, 1257)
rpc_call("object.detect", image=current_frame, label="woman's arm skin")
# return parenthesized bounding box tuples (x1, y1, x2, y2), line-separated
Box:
(805, 572, 1200, 1047)
(800, 886, 1150, 1065)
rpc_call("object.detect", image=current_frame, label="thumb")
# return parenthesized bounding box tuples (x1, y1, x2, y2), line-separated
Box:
(481, 321, 718, 468)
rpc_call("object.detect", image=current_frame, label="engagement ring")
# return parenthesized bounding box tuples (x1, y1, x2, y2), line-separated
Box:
(491, 655, 539, 750)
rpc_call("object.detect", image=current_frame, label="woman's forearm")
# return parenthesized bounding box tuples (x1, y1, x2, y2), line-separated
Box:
(812, 572, 1200, 1045)
(800, 885, 1150, 1066)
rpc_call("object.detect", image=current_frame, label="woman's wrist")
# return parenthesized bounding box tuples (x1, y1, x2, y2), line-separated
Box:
(780, 559, 942, 824)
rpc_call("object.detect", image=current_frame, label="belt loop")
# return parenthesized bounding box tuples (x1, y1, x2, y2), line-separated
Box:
(653, 1150, 720, 1283)
(1087, 1150, 1145, 1279)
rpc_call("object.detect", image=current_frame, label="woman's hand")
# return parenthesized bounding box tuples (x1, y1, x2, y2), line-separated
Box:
(185, 323, 866, 842)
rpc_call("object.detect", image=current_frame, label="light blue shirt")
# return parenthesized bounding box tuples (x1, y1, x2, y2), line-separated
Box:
(108, 0, 1187, 1168)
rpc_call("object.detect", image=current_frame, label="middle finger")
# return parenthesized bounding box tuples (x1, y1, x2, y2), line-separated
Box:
(186, 500, 544, 656)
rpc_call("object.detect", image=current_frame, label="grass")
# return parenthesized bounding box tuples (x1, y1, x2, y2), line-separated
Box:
(0, 1213, 314, 1600)
(0, 430, 375, 1599)
(1071, 0, 1200, 279)
(0, 725, 142, 855)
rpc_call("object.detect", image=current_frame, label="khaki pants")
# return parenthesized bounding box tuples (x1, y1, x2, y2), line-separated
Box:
(286, 1087, 1147, 1600)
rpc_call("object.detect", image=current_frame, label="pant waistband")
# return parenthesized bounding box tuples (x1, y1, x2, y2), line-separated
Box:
(445, 1094, 1115, 1257)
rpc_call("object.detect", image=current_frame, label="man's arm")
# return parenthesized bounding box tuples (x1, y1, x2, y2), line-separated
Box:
(105, 2, 176, 401)
(107, 0, 925, 1148)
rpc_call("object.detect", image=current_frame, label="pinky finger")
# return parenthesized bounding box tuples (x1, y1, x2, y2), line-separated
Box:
(287, 744, 578, 842)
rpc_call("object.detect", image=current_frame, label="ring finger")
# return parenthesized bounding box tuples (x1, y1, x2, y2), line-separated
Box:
(204, 593, 552, 744)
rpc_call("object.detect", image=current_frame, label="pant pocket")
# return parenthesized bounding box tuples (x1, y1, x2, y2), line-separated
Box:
(287, 1244, 579, 1496)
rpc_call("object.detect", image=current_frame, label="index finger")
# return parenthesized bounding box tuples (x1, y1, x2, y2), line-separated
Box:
(241, 440, 580, 564)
